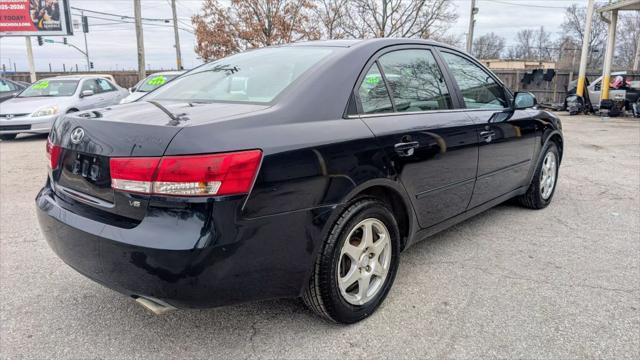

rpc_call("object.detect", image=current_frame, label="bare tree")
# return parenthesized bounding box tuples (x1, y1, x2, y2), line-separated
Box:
(561, 3, 607, 69)
(341, 0, 458, 40)
(509, 29, 536, 60)
(508, 27, 554, 61)
(554, 35, 580, 70)
(430, 32, 463, 48)
(472, 32, 505, 59)
(192, 0, 320, 61)
(315, 0, 349, 39)
(615, 12, 640, 69)
(535, 26, 553, 61)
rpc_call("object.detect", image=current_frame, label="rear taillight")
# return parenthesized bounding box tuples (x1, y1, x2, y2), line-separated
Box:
(110, 150, 262, 197)
(46, 138, 61, 169)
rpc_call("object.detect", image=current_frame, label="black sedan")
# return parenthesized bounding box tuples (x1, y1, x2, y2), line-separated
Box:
(0, 77, 28, 103)
(37, 39, 563, 324)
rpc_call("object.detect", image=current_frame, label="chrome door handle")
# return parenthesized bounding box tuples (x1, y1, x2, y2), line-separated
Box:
(480, 130, 495, 143)
(394, 141, 420, 156)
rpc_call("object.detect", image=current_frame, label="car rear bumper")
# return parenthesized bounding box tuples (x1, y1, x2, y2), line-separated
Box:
(0, 115, 56, 134)
(36, 185, 336, 308)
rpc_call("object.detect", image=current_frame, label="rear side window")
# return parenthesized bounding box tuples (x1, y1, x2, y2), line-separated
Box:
(378, 49, 452, 111)
(440, 52, 509, 109)
(96, 78, 116, 92)
(358, 63, 394, 114)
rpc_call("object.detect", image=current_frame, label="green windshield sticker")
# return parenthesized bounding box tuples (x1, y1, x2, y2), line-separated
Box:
(147, 76, 167, 86)
(32, 80, 49, 89)
(365, 74, 381, 86)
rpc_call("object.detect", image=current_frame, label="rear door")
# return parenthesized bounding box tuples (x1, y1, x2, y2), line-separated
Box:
(356, 46, 479, 229)
(438, 50, 538, 208)
(95, 78, 120, 106)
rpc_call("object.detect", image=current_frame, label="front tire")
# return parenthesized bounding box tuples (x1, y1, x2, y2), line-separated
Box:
(303, 198, 400, 324)
(517, 142, 560, 209)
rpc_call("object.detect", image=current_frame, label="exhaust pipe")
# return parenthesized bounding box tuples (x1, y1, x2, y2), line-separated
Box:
(134, 296, 176, 315)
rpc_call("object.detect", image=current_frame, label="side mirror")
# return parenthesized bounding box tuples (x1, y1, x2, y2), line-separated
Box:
(514, 92, 537, 110)
(80, 89, 94, 98)
(129, 87, 136, 93)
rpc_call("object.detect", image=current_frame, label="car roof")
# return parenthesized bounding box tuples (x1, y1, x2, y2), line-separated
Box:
(148, 71, 185, 76)
(53, 74, 117, 81)
(40, 76, 85, 81)
(288, 38, 455, 50)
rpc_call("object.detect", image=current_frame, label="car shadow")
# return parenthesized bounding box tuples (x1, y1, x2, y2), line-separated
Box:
(1, 133, 48, 142)
(61, 201, 525, 337)
(26, 199, 533, 360)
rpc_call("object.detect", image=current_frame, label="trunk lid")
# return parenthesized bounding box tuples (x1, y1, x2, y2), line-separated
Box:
(49, 100, 267, 223)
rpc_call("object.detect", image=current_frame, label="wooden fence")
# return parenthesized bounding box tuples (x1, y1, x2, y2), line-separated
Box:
(2, 69, 611, 105)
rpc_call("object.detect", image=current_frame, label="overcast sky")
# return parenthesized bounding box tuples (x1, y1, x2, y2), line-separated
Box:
(0, 0, 592, 72)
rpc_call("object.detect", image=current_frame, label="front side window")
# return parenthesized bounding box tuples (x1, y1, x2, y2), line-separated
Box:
(147, 47, 336, 103)
(440, 52, 509, 109)
(358, 63, 394, 114)
(0, 80, 16, 92)
(19, 79, 79, 97)
(378, 49, 452, 111)
(81, 79, 99, 93)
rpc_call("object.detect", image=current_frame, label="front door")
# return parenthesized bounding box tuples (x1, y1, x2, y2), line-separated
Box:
(438, 50, 538, 208)
(78, 79, 103, 110)
(356, 47, 479, 229)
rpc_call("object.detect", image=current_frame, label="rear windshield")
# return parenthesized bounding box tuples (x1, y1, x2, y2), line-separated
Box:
(19, 79, 79, 97)
(146, 47, 335, 103)
(138, 74, 180, 92)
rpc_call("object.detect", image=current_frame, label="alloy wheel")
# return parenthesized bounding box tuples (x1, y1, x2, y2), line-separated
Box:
(540, 151, 557, 200)
(337, 218, 392, 306)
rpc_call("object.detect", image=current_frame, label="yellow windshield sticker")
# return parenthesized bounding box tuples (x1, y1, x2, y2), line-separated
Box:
(147, 76, 167, 86)
(32, 80, 50, 89)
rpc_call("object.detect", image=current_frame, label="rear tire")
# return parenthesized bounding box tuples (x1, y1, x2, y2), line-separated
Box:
(517, 142, 559, 209)
(303, 198, 400, 324)
(0, 134, 17, 141)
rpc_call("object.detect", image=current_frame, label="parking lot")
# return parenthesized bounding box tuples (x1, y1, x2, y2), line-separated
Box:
(0, 114, 638, 359)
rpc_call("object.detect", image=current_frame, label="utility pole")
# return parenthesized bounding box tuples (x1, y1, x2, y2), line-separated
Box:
(466, 0, 478, 53)
(600, 9, 618, 106)
(81, 12, 91, 71)
(134, 0, 146, 81)
(633, 40, 640, 71)
(576, 0, 595, 98)
(25, 37, 36, 82)
(568, 48, 578, 84)
(171, 0, 183, 70)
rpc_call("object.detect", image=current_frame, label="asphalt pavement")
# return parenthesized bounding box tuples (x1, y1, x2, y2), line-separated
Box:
(1, 114, 639, 359)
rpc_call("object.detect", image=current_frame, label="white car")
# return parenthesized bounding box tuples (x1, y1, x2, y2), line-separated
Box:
(120, 71, 185, 104)
(0, 75, 128, 140)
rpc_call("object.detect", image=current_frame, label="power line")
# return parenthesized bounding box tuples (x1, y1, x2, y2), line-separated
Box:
(483, 0, 569, 10)
(70, 6, 171, 22)
(70, 13, 194, 34)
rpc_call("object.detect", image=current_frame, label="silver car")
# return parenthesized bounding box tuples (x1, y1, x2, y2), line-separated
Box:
(0, 75, 128, 140)
(586, 71, 638, 111)
(120, 71, 185, 104)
